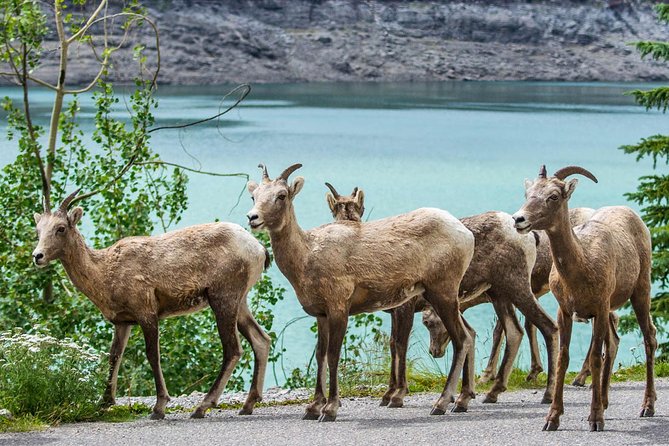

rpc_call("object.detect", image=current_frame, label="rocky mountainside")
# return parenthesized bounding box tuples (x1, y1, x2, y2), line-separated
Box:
(17, 1, 669, 85)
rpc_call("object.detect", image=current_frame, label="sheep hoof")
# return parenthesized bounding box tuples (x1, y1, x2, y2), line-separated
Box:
(483, 394, 497, 404)
(542, 420, 559, 431)
(572, 379, 586, 387)
(541, 395, 553, 404)
(451, 405, 467, 413)
(589, 420, 605, 432)
(430, 407, 446, 416)
(150, 411, 165, 420)
(640, 408, 655, 418)
(379, 399, 390, 407)
(238, 407, 253, 416)
(318, 413, 336, 422)
(387, 399, 404, 408)
(302, 412, 320, 420)
(190, 409, 206, 419)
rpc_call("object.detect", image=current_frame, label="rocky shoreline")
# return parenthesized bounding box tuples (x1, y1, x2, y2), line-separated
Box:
(9, 1, 669, 86)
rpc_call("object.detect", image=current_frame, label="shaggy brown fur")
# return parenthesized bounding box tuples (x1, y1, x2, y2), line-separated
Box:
(325, 183, 558, 407)
(513, 165, 657, 432)
(247, 164, 475, 421)
(32, 192, 271, 420)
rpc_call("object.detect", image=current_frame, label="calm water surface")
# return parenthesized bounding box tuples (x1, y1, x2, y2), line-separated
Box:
(1, 81, 665, 385)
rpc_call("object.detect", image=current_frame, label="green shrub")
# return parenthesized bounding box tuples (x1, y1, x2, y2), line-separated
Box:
(0, 330, 106, 422)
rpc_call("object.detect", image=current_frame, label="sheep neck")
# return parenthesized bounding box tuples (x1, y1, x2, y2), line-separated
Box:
(60, 229, 108, 305)
(544, 206, 587, 284)
(268, 207, 309, 288)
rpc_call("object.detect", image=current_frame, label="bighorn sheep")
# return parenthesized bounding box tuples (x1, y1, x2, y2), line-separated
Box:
(512, 165, 657, 431)
(470, 207, 598, 386)
(32, 190, 271, 420)
(247, 164, 476, 421)
(324, 183, 558, 407)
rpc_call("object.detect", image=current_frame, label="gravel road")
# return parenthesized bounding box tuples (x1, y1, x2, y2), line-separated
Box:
(2, 379, 668, 446)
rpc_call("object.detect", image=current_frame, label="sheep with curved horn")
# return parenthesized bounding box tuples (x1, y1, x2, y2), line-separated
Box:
(247, 163, 476, 421)
(32, 189, 272, 420)
(325, 182, 560, 407)
(513, 165, 656, 432)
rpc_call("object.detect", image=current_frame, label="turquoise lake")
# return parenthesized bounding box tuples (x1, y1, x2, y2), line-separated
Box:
(1, 81, 666, 385)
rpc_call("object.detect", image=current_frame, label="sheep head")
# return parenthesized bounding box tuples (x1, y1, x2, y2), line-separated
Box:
(325, 182, 365, 222)
(32, 189, 84, 267)
(512, 165, 598, 234)
(246, 163, 304, 231)
(422, 304, 450, 358)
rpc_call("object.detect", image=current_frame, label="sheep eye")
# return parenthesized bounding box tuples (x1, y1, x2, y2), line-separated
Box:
(277, 194, 286, 201)
(56, 226, 65, 234)
(548, 195, 559, 201)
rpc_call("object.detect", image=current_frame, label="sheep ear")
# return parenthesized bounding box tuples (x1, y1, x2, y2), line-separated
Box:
(290, 176, 304, 197)
(564, 178, 578, 200)
(524, 178, 533, 190)
(354, 189, 365, 208)
(34, 212, 43, 224)
(247, 180, 259, 194)
(326, 193, 337, 212)
(68, 207, 83, 226)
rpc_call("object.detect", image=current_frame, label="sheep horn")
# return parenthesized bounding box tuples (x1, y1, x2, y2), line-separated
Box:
(258, 163, 271, 183)
(58, 188, 81, 213)
(538, 165, 547, 179)
(325, 182, 340, 199)
(278, 163, 302, 181)
(553, 166, 598, 183)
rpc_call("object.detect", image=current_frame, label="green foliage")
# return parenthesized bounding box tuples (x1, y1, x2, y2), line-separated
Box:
(0, 330, 107, 422)
(619, 5, 669, 357)
(0, 0, 287, 405)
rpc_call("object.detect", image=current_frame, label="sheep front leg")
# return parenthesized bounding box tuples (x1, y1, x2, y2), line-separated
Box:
(101, 323, 131, 407)
(380, 309, 399, 407)
(543, 307, 572, 431)
(479, 319, 503, 384)
(388, 302, 414, 408)
(319, 311, 349, 422)
(304, 316, 329, 420)
(139, 319, 170, 420)
(587, 312, 607, 431)
(524, 318, 544, 382)
(484, 299, 523, 404)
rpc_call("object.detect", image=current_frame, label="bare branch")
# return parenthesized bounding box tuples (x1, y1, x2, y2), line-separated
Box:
(136, 161, 250, 180)
(64, 13, 161, 94)
(149, 84, 251, 134)
(68, 136, 144, 207)
(66, 0, 108, 44)
(27, 74, 57, 90)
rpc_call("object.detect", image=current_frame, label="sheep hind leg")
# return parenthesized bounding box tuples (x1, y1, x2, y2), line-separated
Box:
(479, 319, 502, 385)
(524, 318, 544, 382)
(601, 312, 620, 410)
(587, 312, 607, 432)
(453, 316, 476, 412)
(424, 285, 473, 415)
(191, 295, 243, 419)
(572, 336, 593, 387)
(388, 302, 415, 408)
(630, 280, 657, 418)
(484, 299, 523, 404)
(101, 323, 132, 407)
(304, 316, 328, 420)
(511, 290, 558, 404)
(139, 318, 171, 420)
(237, 302, 271, 415)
